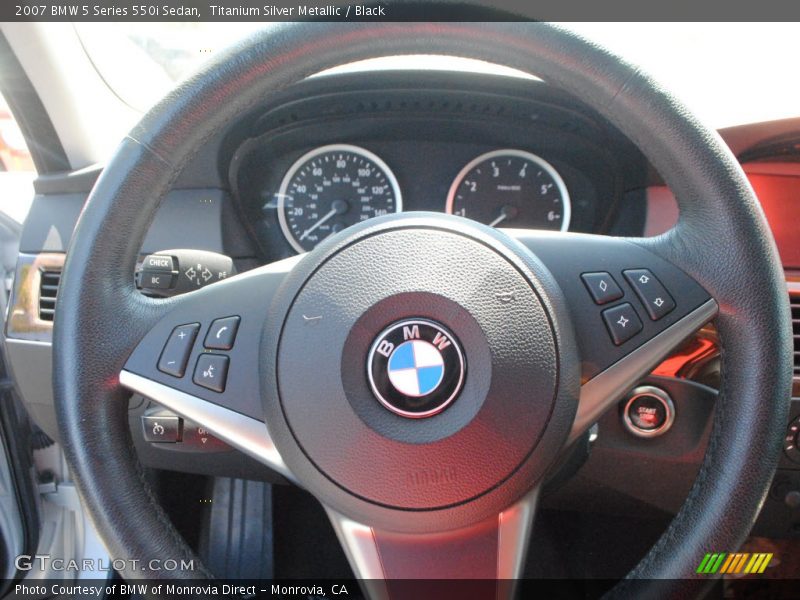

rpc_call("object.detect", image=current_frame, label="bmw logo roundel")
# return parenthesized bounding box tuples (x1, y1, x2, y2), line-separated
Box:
(367, 319, 466, 418)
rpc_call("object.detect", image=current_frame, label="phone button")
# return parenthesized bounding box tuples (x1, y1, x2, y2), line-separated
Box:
(204, 316, 240, 350)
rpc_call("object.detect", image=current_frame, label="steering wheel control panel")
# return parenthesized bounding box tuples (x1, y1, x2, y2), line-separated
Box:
(157, 317, 240, 394)
(512, 233, 711, 382)
(128, 391, 283, 481)
(136, 249, 235, 297)
(583, 268, 676, 347)
(140, 405, 229, 452)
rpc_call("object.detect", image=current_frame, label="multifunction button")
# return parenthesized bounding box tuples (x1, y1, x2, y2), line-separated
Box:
(142, 415, 181, 443)
(140, 271, 175, 290)
(601, 303, 643, 345)
(157, 323, 200, 377)
(140, 410, 229, 452)
(581, 272, 623, 305)
(623, 269, 675, 320)
(204, 316, 240, 350)
(183, 421, 229, 451)
(142, 254, 174, 271)
(193, 354, 229, 393)
(139, 253, 179, 295)
(137, 250, 235, 297)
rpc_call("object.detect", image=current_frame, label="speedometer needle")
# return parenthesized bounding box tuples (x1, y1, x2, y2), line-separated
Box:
(299, 200, 349, 241)
(299, 208, 337, 241)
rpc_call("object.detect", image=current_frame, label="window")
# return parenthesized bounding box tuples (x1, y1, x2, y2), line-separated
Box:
(0, 93, 33, 173)
(0, 92, 35, 224)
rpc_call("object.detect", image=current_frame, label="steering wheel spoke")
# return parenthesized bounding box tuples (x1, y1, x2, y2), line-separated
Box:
(507, 230, 718, 442)
(326, 487, 539, 599)
(119, 255, 301, 481)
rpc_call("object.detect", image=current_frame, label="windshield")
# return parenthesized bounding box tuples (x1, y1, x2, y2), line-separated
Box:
(75, 22, 800, 129)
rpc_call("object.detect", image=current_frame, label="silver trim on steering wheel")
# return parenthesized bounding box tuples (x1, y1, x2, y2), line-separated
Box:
(119, 370, 295, 482)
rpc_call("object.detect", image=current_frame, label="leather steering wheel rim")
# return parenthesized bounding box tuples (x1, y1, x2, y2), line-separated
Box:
(53, 22, 792, 594)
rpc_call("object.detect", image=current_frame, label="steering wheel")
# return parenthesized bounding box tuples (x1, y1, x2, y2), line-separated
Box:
(53, 22, 792, 597)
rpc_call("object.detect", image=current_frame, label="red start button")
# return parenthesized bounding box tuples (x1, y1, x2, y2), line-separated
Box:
(622, 386, 675, 438)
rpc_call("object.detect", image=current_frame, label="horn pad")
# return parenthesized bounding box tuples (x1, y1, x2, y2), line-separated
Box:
(264, 215, 579, 517)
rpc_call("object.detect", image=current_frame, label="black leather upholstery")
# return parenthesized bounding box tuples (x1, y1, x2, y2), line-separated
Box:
(52, 21, 792, 594)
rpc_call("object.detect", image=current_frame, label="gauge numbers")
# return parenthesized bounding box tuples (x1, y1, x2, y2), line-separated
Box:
(277, 144, 402, 253)
(446, 149, 571, 231)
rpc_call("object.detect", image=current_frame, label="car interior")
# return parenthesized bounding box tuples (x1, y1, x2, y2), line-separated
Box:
(0, 19, 796, 599)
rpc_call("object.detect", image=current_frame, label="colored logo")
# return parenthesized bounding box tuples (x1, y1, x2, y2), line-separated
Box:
(387, 340, 445, 397)
(367, 319, 466, 418)
(696, 552, 773, 575)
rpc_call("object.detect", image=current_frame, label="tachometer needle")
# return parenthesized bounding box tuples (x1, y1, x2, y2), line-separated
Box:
(488, 213, 507, 227)
(488, 205, 519, 228)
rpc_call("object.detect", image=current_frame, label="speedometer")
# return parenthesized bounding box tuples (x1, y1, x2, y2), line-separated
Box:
(446, 149, 571, 231)
(277, 144, 402, 253)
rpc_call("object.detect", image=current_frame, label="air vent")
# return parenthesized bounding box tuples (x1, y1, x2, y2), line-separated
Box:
(793, 294, 800, 375)
(38, 270, 60, 322)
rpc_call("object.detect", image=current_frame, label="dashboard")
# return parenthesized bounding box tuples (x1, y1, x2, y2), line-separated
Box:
(19, 67, 800, 534)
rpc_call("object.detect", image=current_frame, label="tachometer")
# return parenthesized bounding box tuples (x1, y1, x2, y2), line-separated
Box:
(277, 144, 402, 253)
(446, 149, 570, 231)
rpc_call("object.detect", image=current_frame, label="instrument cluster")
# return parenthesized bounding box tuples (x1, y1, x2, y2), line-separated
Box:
(272, 143, 573, 253)
(235, 139, 598, 259)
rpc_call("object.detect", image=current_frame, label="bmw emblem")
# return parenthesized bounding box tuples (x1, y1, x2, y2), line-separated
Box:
(367, 319, 466, 418)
